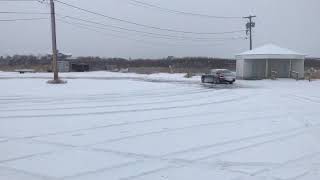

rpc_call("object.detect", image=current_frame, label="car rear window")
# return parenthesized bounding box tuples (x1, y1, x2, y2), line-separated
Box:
(217, 70, 232, 74)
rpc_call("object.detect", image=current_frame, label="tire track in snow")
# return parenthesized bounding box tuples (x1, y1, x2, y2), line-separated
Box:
(160, 126, 307, 159)
(118, 166, 178, 180)
(79, 113, 286, 147)
(3, 102, 271, 143)
(0, 88, 198, 102)
(95, 123, 318, 162)
(0, 89, 229, 113)
(60, 160, 144, 180)
(251, 152, 320, 177)
(86, 129, 315, 180)
(32, 112, 263, 147)
(289, 94, 320, 104)
(91, 126, 320, 180)
(88, 125, 319, 165)
(0, 165, 57, 180)
(193, 126, 320, 162)
(18, 121, 317, 179)
(0, 151, 54, 164)
(0, 95, 249, 119)
(0, 88, 212, 108)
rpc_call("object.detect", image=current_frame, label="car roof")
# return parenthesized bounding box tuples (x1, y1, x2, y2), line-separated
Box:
(211, 69, 230, 72)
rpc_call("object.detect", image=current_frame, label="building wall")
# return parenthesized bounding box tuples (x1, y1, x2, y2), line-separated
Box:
(57, 61, 70, 72)
(237, 58, 305, 80)
(268, 59, 304, 78)
(243, 60, 266, 80)
(236, 58, 244, 79)
(291, 59, 305, 78)
(268, 59, 290, 78)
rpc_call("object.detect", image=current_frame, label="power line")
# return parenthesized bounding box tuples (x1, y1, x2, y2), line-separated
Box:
(61, 17, 246, 42)
(0, 11, 49, 15)
(0, 0, 38, 1)
(0, 17, 47, 21)
(58, 18, 242, 47)
(0, 10, 244, 40)
(59, 15, 246, 42)
(0, 0, 48, 5)
(55, 0, 245, 35)
(128, 0, 242, 19)
(0, 10, 245, 41)
(0, 0, 246, 49)
(0, 0, 43, 2)
(57, 18, 187, 47)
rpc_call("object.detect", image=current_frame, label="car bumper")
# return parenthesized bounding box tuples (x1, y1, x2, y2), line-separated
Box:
(219, 78, 235, 83)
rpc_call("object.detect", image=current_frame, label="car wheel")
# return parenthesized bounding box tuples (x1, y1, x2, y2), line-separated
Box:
(201, 77, 205, 83)
(213, 78, 218, 84)
(217, 79, 220, 84)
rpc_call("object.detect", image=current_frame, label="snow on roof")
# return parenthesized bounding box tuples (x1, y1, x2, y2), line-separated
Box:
(239, 44, 304, 56)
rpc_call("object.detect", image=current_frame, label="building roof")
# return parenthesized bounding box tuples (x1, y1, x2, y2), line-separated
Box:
(236, 44, 306, 60)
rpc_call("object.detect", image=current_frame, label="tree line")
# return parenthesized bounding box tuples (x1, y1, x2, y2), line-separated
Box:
(1, 55, 319, 72)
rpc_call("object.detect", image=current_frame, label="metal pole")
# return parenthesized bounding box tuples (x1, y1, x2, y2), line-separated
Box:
(289, 59, 292, 78)
(50, 0, 59, 81)
(243, 15, 256, 50)
(265, 59, 269, 78)
(249, 17, 253, 50)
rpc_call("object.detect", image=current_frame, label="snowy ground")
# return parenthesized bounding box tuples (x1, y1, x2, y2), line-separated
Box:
(0, 71, 320, 180)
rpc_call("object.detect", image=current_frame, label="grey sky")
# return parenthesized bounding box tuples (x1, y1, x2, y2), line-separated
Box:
(0, 0, 319, 58)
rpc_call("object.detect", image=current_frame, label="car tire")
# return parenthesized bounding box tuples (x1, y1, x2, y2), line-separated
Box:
(213, 78, 219, 84)
(201, 76, 205, 83)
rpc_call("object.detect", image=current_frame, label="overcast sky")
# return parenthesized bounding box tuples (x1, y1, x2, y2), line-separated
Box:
(0, 0, 319, 58)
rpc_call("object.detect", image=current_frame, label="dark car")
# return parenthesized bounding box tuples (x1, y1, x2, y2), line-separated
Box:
(201, 69, 236, 84)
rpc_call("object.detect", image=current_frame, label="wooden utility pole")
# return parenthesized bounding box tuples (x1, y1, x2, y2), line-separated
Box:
(243, 15, 256, 50)
(50, 0, 59, 82)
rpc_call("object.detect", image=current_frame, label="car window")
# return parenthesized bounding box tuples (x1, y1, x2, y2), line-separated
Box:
(217, 70, 232, 74)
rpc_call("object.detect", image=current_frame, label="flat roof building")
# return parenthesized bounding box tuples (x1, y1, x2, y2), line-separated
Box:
(236, 44, 305, 80)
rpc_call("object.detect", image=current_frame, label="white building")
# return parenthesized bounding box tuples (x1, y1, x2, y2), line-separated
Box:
(57, 61, 70, 72)
(236, 44, 305, 80)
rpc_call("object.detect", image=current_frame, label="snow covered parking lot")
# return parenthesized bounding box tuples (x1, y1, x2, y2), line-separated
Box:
(0, 72, 320, 180)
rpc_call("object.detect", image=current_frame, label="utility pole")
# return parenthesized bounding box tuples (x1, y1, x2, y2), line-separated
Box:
(48, 0, 61, 83)
(243, 15, 256, 50)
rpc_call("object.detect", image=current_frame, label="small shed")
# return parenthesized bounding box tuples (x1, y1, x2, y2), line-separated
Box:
(236, 44, 305, 80)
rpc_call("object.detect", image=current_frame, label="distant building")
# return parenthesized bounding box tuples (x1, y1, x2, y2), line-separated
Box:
(106, 65, 119, 72)
(236, 44, 305, 80)
(57, 52, 72, 60)
(306, 57, 320, 61)
(71, 63, 89, 72)
(57, 61, 70, 72)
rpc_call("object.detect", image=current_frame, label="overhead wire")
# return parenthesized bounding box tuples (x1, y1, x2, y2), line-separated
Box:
(57, 18, 240, 48)
(0, 0, 246, 48)
(0, 11, 49, 15)
(57, 18, 190, 47)
(58, 15, 246, 42)
(0, 10, 246, 42)
(128, 0, 242, 19)
(55, 0, 245, 35)
(0, 0, 39, 1)
(0, 17, 47, 21)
